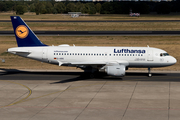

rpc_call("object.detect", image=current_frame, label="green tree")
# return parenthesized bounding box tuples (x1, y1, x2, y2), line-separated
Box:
(35, 2, 47, 15)
(35, 2, 42, 15)
(40, 3, 46, 14)
(79, 3, 87, 13)
(45, 2, 53, 14)
(66, 3, 76, 12)
(29, 3, 35, 12)
(100, 2, 113, 14)
(0, 2, 7, 11)
(16, 5, 27, 15)
(54, 2, 66, 13)
(139, 3, 149, 14)
(85, 3, 96, 14)
(156, 3, 171, 14)
(112, 2, 122, 14)
(7, 1, 16, 11)
(75, 2, 82, 12)
(96, 3, 101, 13)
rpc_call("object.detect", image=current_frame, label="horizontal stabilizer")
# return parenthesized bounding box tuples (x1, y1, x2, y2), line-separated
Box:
(8, 48, 31, 54)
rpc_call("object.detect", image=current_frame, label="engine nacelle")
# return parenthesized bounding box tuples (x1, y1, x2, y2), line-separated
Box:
(105, 65, 125, 77)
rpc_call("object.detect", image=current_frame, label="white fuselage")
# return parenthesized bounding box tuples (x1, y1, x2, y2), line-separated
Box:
(8, 46, 177, 69)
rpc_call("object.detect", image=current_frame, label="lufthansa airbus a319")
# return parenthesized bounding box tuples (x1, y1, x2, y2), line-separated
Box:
(8, 16, 177, 78)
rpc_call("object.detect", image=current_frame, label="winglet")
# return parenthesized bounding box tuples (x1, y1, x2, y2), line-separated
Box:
(10, 16, 47, 47)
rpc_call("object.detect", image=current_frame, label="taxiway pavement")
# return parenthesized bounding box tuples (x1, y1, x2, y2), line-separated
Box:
(0, 69, 180, 120)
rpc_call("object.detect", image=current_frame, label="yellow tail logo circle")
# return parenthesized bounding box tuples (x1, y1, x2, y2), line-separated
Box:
(16, 25, 29, 39)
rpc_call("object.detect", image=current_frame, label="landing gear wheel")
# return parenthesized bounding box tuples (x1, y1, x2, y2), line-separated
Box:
(148, 73, 152, 77)
(148, 67, 152, 77)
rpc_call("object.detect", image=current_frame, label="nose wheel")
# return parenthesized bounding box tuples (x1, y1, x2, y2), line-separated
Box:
(148, 67, 152, 77)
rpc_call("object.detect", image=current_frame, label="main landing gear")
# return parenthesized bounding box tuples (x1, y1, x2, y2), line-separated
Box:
(148, 67, 152, 77)
(83, 67, 99, 79)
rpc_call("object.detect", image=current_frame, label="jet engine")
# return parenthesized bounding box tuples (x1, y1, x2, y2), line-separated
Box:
(105, 65, 125, 77)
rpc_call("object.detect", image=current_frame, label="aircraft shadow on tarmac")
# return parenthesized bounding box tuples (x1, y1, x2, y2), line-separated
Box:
(51, 73, 170, 84)
(1, 69, 179, 83)
(0, 68, 166, 76)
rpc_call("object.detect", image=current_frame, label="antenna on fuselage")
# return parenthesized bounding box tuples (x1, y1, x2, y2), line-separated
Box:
(147, 45, 149, 48)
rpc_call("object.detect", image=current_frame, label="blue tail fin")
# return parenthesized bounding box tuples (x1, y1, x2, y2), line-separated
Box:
(10, 16, 47, 47)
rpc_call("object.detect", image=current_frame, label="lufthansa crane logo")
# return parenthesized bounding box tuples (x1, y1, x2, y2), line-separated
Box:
(16, 25, 29, 39)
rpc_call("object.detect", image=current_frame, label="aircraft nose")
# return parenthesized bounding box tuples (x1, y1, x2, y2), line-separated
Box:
(171, 57, 177, 65)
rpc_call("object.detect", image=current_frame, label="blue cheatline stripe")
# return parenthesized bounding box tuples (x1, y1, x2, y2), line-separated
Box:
(10, 16, 47, 47)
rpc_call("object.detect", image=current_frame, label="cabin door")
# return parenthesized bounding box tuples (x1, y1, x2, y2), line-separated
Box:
(147, 49, 153, 61)
(42, 49, 48, 60)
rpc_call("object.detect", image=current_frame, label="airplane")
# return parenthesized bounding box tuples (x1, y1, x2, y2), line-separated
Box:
(8, 16, 177, 78)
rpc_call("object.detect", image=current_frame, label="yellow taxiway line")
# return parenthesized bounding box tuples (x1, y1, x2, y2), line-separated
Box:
(0, 80, 32, 108)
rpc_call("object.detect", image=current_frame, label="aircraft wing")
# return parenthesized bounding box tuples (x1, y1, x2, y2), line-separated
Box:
(70, 60, 129, 66)
(70, 61, 106, 65)
(57, 60, 129, 66)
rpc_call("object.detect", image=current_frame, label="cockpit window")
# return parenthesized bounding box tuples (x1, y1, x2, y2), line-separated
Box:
(160, 53, 169, 57)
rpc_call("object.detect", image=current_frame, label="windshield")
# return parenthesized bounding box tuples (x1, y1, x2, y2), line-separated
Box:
(160, 53, 169, 57)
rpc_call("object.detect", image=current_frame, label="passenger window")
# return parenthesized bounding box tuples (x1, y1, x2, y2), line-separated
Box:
(105, 54, 107, 56)
(56, 53, 58, 55)
(54, 53, 55, 55)
(67, 53, 69, 55)
(124, 54, 126, 56)
(59, 53, 61, 55)
(64, 53, 66, 55)
(127, 54, 129, 56)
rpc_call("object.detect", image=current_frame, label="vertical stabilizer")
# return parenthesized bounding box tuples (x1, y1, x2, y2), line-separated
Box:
(10, 16, 47, 47)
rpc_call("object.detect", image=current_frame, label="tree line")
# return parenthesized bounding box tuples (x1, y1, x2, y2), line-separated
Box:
(0, 1, 180, 15)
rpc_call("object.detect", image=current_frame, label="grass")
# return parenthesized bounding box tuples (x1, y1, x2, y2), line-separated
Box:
(0, 36, 179, 71)
(1, 13, 180, 31)
(2, 12, 180, 20)
(1, 13, 180, 32)
(1, 22, 180, 31)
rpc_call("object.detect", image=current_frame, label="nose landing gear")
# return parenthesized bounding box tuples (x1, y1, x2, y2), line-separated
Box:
(148, 67, 152, 77)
